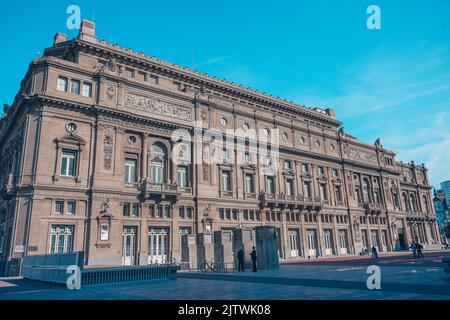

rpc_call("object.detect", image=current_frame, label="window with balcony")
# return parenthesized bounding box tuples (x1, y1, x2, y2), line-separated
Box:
(286, 179, 294, 197)
(362, 178, 371, 203)
(177, 166, 188, 187)
(319, 183, 327, 200)
(266, 176, 274, 195)
(125, 158, 137, 183)
(335, 185, 342, 202)
(303, 181, 311, 199)
(151, 144, 167, 183)
(245, 173, 254, 194)
(221, 170, 231, 192)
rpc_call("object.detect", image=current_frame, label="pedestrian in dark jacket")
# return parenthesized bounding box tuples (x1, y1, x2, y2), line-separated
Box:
(250, 246, 257, 272)
(416, 242, 424, 258)
(371, 246, 378, 259)
(237, 247, 245, 272)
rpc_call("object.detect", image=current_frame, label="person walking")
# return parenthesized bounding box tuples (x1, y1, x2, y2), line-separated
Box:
(409, 242, 417, 258)
(250, 246, 257, 272)
(237, 246, 245, 272)
(416, 242, 424, 258)
(371, 246, 378, 260)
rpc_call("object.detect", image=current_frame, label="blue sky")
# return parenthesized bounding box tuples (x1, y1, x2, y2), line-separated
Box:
(1, 0, 449, 187)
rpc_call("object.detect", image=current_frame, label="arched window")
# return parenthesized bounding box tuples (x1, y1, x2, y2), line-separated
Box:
(422, 195, 429, 213)
(410, 193, 417, 212)
(402, 193, 409, 212)
(362, 178, 371, 203)
(150, 143, 167, 183)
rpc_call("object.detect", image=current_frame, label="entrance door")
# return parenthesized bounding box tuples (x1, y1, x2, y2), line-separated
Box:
(288, 229, 300, 257)
(323, 229, 333, 256)
(148, 227, 169, 264)
(122, 226, 137, 266)
(371, 230, 380, 250)
(338, 230, 348, 255)
(307, 230, 317, 257)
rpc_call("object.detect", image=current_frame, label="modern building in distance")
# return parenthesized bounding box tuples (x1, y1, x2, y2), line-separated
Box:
(0, 20, 441, 276)
(433, 188, 449, 244)
(440, 180, 450, 207)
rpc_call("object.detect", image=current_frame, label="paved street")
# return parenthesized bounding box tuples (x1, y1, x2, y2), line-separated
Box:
(0, 250, 449, 300)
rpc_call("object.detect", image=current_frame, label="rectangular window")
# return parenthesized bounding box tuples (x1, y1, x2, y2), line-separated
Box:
(319, 183, 327, 200)
(219, 208, 224, 220)
(179, 207, 185, 219)
(222, 148, 232, 163)
(67, 201, 76, 215)
(332, 169, 339, 177)
(243, 210, 249, 220)
(267, 176, 274, 194)
(302, 163, 309, 172)
(125, 68, 134, 78)
(284, 160, 292, 170)
(286, 179, 294, 196)
(82, 83, 92, 97)
(225, 209, 231, 220)
(125, 158, 137, 183)
(61, 149, 77, 176)
(335, 185, 343, 202)
(232, 209, 238, 220)
(245, 174, 254, 193)
(318, 166, 325, 175)
(148, 205, 155, 218)
(172, 81, 181, 90)
(303, 181, 311, 199)
(55, 200, 64, 214)
(123, 203, 130, 217)
(132, 203, 139, 217)
(49, 225, 74, 254)
(177, 166, 188, 187)
(164, 206, 170, 218)
(57, 76, 68, 92)
(149, 75, 159, 84)
(70, 79, 80, 94)
(186, 207, 192, 219)
(244, 152, 252, 164)
(156, 205, 162, 218)
(221, 171, 231, 192)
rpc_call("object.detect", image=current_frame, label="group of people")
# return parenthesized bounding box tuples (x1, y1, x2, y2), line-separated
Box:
(359, 246, 379, 259)
(409, 242, 424, 258)
(236, 246, 258, 272)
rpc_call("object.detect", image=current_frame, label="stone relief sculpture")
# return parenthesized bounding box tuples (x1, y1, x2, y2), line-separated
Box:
(125, 93, 193, 121)
(103, 132, 114, 170)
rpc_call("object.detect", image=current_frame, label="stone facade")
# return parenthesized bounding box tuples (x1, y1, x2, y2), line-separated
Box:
(0, 20, 441, 275)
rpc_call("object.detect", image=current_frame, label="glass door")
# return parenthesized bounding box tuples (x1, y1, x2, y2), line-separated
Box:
(148, 227, 169, 264)
(122, 226, 137, 266)
(288, 229, 299, 257)
(323, 229, 333, 256)
(307, 230, 317, 257)
(338, 230, 348, 254)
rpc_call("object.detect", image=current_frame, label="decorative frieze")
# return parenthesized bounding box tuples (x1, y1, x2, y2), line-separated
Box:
(125, 93, 193, 121)
(348, 148, 377, 163)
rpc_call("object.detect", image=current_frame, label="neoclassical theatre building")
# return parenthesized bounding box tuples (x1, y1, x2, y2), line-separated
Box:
(0, 20, 440, 275)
